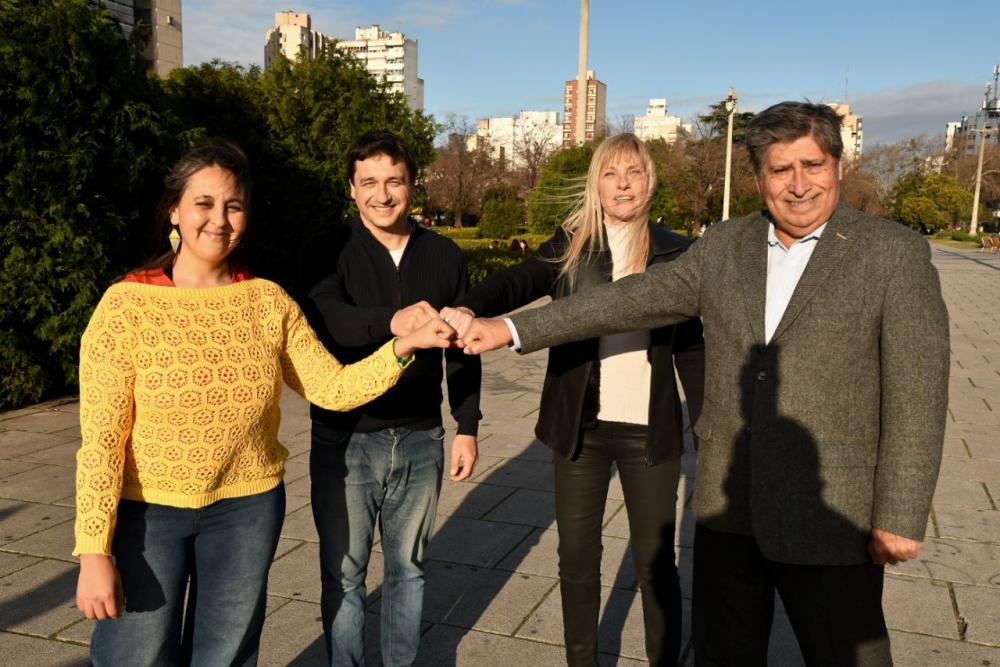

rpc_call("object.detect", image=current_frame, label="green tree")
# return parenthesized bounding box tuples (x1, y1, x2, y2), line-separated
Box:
(526, 144, 593, 233)
(892, 171, 988, 232)
(0, 0, 169, 408)
(478, 196, 524, 239)
(649, 177, 681, 228)
(697, 100, 755, 141)
(164, 51, 438, 284)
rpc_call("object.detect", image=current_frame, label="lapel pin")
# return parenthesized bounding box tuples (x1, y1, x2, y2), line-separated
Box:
(836, 233, 848, 240)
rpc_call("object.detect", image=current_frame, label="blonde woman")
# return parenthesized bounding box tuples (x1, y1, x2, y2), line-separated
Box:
(443, 133, 704, 666)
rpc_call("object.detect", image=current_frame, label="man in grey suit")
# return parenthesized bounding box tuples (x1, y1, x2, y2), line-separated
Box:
(457, 102, 950, 665)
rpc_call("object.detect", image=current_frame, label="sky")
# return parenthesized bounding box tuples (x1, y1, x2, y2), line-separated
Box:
(183, 0, 1000, 147)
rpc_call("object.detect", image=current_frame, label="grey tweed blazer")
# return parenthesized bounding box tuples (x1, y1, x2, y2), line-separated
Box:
(511, 203, 950, 565)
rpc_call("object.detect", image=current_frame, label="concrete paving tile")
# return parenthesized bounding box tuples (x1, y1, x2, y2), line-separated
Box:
(422, 561, 555, 634)
(476, 435, 552, 462)
(514, 582, 658, 660)
(280, 504, 318, 543)
(889, 539, 1000, 588)
(932, 476, 994, 510)
(889, 630, 1000, 663)
(477, 458, 554, 492)
(0, 630, 90, 665)
(0, 559, 82, 636)
(274, 537, 306, 559)
(54, 616, 95, 644)
(0, 465, 76, 503)
(4, 518, 75, 560)
(466, 454, 504, 482)
(883, 576, 960, 639)
(258, 599, 327, 666)
(0, 499, 76, 546)
(283, 474, 312, 498)
(484, 488, 557, 528)
(435, 479, 516, 519)
(953, 584, 1000, 646)
(427, 515, 534, 568)
(0, 408, 81, 434)
(283, 493, 311, 516)
(940, 437, 972, 460)
(937, 456, 1000, 482)
(0, 552, 42, 578)
(267, 542, 383, 606)
(14, 440, 81, 468)
(496, 527, 637, 590)
(933, 507, 1000, 544)
(415, 624, 568, 667)
(0, 429, 78, 460)
(0, 459, 41, 480)
(282, 457, 310, 484)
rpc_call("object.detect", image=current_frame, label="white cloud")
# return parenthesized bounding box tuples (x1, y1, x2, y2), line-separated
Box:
(850, 81, 984, 146)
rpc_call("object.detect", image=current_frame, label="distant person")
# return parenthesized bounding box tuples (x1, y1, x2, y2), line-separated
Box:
(303, 131, 481, 666)
(460, 102, 950, 666)
(73, 139, 455, 665)
(442, 133, 705, 666)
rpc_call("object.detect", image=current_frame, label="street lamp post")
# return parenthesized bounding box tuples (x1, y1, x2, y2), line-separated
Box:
(970, 81, 994, 236)
(574, 0, 589, 146)
(722, 87, 737, 221)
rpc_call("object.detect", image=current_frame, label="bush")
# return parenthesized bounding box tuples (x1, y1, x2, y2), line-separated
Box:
(527, 144, 592, 234)
(460, 246, 524, 285)
(0, 0, 169, 409)
(478, 197, 524, 239)
(949, 230, 981, 243)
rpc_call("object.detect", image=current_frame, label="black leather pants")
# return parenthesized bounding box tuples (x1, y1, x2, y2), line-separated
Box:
(553, 420, 682, 666)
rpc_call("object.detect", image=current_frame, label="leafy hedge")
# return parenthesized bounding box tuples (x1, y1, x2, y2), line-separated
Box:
(0, 0, 436, 410)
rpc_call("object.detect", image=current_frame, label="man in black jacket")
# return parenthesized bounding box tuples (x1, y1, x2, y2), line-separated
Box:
(303, 131, 482, 666)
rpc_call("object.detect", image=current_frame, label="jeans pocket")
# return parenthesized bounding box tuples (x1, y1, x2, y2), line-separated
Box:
(426, 425, 446, 441)
(312, 422, 352, 448)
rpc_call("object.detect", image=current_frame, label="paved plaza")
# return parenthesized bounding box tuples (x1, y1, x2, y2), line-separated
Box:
(1, 244, 998, 666)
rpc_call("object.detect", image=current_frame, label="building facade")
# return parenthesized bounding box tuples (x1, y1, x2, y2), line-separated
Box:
(468, 110, 562, 168)
(563, 70, 607, 146)
(827, 103, 863, 162)
(264, 11, 331, 69)
(335, 25, 424, 111)
(633, 98, 690, 144)
(947, 68, 1000, 156)
(94, 0, 182, 76)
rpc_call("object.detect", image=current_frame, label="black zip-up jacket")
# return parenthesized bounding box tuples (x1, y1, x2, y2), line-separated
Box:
(460, 223, 704, 464)
(299, 218, 482, 436)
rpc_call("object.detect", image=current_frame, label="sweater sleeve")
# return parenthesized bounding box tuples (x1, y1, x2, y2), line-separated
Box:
(280, 297, 406, 411)
(74, 290, 136, 556)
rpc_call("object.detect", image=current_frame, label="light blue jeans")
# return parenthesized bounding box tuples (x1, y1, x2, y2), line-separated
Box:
(310, 423, 445, 667)
(90, 484, 285, 667)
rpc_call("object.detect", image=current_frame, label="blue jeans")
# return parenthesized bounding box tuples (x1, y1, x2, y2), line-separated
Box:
(310, 423, 445, 667)
(90, 484, 285, 667)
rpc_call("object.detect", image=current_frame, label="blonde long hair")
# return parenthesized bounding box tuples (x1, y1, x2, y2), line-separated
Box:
(556, 133, 656, 281)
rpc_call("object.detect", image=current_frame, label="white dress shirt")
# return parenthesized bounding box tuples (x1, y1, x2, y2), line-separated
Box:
(764, 222, 826, 344)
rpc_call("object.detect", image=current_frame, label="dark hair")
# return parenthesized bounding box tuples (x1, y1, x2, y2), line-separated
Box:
(346, 130, 416, 184)
(745, 101, 843, 175)
(130, 137, 253, 277)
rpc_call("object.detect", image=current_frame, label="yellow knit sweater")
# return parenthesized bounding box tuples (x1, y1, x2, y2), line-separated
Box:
(74, 279, 406, 555)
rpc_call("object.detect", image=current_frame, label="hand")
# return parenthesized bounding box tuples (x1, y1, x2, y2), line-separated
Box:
(395, 317, 456, 358)
(77, 553, 124, 620)
(868, 527, 922, 565)
(449, 434, 478, 481)
(440, 306, 476, 340)
(390, 301, 439, 337)
(460, 317, 513, 355)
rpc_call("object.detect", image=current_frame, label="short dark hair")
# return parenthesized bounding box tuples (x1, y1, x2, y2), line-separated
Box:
(745, 101, 843, 175)
(346, 130, 417, 183)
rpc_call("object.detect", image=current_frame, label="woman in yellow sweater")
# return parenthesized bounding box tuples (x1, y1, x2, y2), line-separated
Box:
(74, 138, 455, 666)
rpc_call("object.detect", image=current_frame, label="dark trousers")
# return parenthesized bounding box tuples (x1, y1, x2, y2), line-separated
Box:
(692, 523, 891, 667)
(553, 420, 682, 667)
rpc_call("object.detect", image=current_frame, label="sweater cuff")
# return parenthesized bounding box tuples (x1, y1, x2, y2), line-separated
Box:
(455, 414, 481, 437)
(73, 533, 113, 557)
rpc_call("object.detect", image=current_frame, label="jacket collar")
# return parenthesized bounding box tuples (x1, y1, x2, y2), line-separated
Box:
(350, 216, 424, 250)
